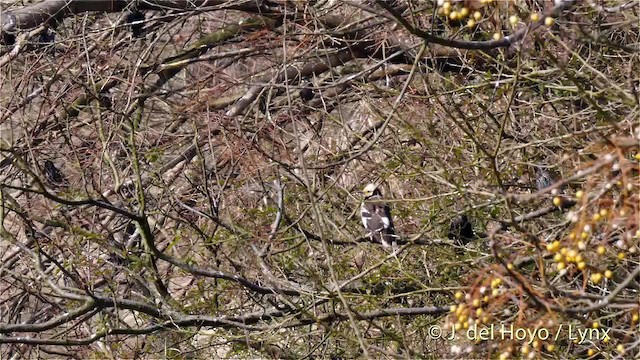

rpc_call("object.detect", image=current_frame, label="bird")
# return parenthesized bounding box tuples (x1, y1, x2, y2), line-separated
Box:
(126, 10, 145, 38)
(535, 167, 560, 190)
(535, 166, 574, 209)
(38, 29, 55, 46)
(300, 83, 314, 102)
(448, 215, 475, 246)
(43, 160, 69, 189)
(360, 183, 397, 249)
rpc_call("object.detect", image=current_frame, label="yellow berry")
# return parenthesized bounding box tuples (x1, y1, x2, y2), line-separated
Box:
(577, 241, 586, 251)
(597, 246, 606, 255)
(509, 15, 518, 25)
(576, 190, 584, 199)
(592, 321, 599, 329)
(581, 232, 589, 240)
(450, 305, 457, 312)
(560, 247, 568, 255)
(554, 253, 563, 262)
(592, 213, 601, 221)
(632, 313, 639, 322)
(557, 262, 566, 270)
(553, 197, 562, 207)
(450, 11, 459, 20)
(473, 11, 482, 20)
(455, 291, 464, 300)
(546, 344, 555, 352)
(507, 263, 513, 270)
(476, 308, 483, 316)
(618, 252, 625, 260)
(467, 19, 476, 28)
(591, 273, 602, 284)
(605, 270, 613, 279)
(545, 17, 554, 26)
(442, 2, 451, 10)
(521, 345, 530, 355)
(599, 209, 608, 217)
(577, 262, 586, 270)
(617, 344, 624, 354)
(493, 32, 501, 40)
(575, 254, 583, 263)
(472, 299, 481, 307)
(492, 288, 499, 297)
(530, 13, 540, 22)
(569, 232, 576, 240)
(587, 349, 595, 356)
(460, 7, 469, 17)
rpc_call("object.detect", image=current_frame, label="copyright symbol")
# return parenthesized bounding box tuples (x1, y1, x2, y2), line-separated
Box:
(428, 325, 442, 339)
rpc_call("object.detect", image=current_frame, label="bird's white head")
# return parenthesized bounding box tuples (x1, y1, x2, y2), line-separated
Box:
(362, 183, 380, 197)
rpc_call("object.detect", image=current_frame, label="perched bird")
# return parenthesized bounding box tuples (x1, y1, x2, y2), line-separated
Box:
(535, 167, 561, 191)
(43, 160, 68, 189)
(360, 183, 397, 249)
(98, 91, 112, 109)
(448, 215, 475, 246)
(126, 10, 145, 38)
(535, 167, 574, 209)
(300, 83, 314, 102)
(38, 29, 55, 46)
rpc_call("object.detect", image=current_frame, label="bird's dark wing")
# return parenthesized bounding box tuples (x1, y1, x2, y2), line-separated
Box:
(362, 198, 396, 247)
(380, 203, 395, 231)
